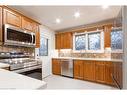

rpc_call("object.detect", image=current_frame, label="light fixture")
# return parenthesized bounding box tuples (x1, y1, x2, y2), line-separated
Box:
(56, 18, 61, 24)
(74, 12, 80, 18)
(102, 5, 109, 9)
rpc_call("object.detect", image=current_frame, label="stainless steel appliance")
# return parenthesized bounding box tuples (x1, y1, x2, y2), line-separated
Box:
(61, 59, 73, 78)
(0, 52, 42, 80)
(4, 24, 35, 47)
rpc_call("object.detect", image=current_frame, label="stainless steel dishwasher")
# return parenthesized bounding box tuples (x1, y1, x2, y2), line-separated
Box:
(61, 59, 73, 78)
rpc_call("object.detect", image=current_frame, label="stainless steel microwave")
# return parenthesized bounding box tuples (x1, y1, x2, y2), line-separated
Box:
(4, 24, 35, 47)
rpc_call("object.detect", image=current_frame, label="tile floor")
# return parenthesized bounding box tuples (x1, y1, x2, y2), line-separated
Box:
(43, 75, 118, 89)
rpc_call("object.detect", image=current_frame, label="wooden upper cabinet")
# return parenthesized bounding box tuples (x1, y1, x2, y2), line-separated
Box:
(74, 60, 84, 79)
(35, 31, 40, 48)
(55, 34, 61, 49)
(55, 32, 73, 49)
(84, 61, 95, 81)
(3, 8, 21, 27)
(21, 17, 33, 31)
(64, 32, 73, 49)
(32, 23, 40, 48)
(104, 25, 112, 48)
(52, 59, 61, 75)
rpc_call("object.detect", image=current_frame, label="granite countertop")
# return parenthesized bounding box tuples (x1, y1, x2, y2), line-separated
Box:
(0, 69, 47, 89)
(52, 57, 123, 62)
(0, 63, 10, 68)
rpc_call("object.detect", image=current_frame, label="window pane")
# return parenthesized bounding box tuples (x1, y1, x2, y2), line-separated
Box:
(39, 37, 48, 56)
(75, 34, 86, 50)
(88, 32, 101, 50)
(111, 29, 122, 50)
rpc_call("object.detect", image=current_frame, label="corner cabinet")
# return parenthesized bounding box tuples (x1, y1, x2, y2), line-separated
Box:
(3, 8, 21, 27)
(55, 32, 73, 49)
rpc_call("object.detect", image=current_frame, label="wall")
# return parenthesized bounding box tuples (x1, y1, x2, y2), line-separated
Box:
(35, 25, 56, 78)
(122, 6, 127, 89)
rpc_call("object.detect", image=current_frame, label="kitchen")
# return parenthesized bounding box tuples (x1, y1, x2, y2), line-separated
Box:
(0, 5, 126, 89)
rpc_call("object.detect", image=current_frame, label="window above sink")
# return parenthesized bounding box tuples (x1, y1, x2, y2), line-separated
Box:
(73, 30, 104, 53)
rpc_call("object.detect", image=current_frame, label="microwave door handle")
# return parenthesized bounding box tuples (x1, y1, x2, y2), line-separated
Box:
(32, 34, 33, 45)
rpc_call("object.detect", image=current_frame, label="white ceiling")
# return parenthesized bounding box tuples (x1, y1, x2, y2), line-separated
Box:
(10, 6, 121, 31)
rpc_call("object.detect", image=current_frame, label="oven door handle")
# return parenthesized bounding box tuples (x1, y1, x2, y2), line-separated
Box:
(12, 65, 42, 73)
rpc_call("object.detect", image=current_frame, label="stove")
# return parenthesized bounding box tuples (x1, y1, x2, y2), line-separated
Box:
(0, 52, 42, 80)
(0, 58, 41, 71)
(0, 52, 42, 72)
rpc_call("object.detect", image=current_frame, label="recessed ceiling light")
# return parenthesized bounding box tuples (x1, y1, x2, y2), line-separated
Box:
(56, 18, 61, 24)
(102, 5, 109, 9)
(74, 12, 80, 18)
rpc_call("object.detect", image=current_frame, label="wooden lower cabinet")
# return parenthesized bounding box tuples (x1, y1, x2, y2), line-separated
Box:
(52, 59, 122, 88)
(52, 59, 61, 75)
(95, 61, 114, 85)
(112, 62, 122, 88)
(84, 61, 95, 81)
(74, 60, 122, 88)
(95, 61, 105, 83)
(74, 60, 84, 79)
(105, 62, 114, 85)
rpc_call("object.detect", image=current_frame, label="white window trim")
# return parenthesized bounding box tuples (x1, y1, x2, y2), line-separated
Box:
(73, 30, 104, 53)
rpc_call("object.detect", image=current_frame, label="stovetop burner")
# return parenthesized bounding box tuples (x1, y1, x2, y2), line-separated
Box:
(0, 52, 31, 58)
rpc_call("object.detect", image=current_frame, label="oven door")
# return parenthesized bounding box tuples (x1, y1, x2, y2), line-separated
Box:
(20, 68, 42, 80)
(4, 24, 34, 47)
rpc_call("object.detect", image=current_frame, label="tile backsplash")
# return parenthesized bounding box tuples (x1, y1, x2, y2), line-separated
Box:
(58, 49, 123, 59)
(0, 45, 35, 57)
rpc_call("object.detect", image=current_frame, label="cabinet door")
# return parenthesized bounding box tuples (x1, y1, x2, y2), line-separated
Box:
(3, 8, 21, 27)
(55, 32, 73, 49)
(33, 22, 39, 33)
(95, 61, 105, 83)
(0, 7, 2, 43)
(113, 62, 122, 88)
(65, 32, 73, 49)
(35, 31, 40, 48)
(33, 23, 40, 48)
(55, 34, 61, 49)
(105, 62, 113, 85)
(22, 17, 33, 31)
(104, 25, 112, 48)
(52, 59, 61, 75)
(84, 61, 95, 81)
(74, 60, 84, 79)
(60, 33, 65, 49)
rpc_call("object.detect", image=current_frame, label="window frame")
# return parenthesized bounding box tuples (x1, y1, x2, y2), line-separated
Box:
(39, 36, 49, 56)
(111, 27, 123, 53)
(73, 30, 104, 53)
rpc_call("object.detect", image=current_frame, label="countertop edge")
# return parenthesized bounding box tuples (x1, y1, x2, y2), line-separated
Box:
(52, 57, 123, 62)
